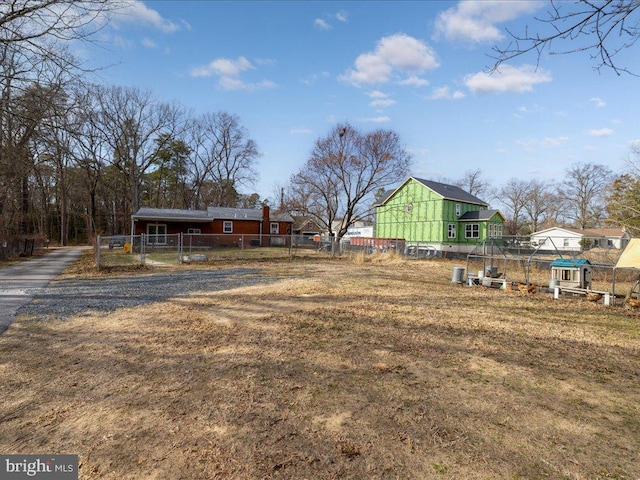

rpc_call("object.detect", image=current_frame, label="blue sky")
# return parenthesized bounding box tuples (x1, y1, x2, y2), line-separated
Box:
(82, 1, 635, 204)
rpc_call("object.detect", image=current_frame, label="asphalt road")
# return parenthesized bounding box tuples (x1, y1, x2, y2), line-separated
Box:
(0, 248, 85, 334)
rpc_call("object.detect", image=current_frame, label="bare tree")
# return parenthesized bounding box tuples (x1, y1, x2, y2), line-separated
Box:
(287, 123, 411, 245)
(66, 86, 111, 237)
(188, 111, 259, 208)
(523, 179, 555, 233)
(453, 169, 492, 200)
(498, 178, 530, 235)
(0, 0, 122, 239)
(0, 1, 116, 44)
(559, 162, 613, 229)
(0, 48, 69, 235)
(492, 1, 640, 75)
(93, 85, 185, 217)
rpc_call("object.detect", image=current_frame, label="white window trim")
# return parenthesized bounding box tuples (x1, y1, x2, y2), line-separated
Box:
(465, 223, 479, 239)
(455, 203, 461, 217)
(488, 223, 503, 239)
(270, 222, 279, 234)
(147, 223, 167, 244)
(223, 221, 233, 233)
(448, 223, 456, 239)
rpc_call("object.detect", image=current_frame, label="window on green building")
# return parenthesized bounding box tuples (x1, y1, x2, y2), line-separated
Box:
(488, 223, 503, 238)
(465, 224, 479, 239)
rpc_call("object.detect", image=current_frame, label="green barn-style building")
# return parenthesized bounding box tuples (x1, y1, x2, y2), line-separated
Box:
(375, 177, 505, 254)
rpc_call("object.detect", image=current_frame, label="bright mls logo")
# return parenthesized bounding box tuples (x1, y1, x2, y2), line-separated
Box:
(1, 455, 78, 479)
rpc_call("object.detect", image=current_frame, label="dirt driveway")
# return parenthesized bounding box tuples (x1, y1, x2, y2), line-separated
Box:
(0, 248, 85, 334)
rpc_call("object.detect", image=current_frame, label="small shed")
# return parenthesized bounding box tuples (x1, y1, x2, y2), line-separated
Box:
(550, 258, 592, 289)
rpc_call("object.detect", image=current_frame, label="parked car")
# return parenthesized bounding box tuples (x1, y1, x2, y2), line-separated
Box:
(108, 236, 127, 249)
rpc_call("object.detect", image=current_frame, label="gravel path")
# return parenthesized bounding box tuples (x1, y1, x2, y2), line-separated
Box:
(18, 268, 275, 321)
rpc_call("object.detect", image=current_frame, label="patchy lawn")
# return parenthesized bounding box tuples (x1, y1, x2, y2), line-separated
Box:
(1, 254, 639, 479)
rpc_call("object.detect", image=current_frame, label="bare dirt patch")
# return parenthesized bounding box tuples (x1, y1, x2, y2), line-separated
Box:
(1, 256, 639, 479)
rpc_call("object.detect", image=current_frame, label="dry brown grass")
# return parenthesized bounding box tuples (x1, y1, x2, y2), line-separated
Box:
(1, 254, 639, 479)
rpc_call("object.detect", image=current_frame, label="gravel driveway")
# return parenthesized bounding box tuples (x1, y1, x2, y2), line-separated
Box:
(18, 268, 275, 322)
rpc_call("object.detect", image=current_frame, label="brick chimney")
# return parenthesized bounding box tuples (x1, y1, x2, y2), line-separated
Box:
(262, 205, 270, 246)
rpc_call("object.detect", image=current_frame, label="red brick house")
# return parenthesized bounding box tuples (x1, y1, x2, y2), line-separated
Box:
(132, 205, 293, 246)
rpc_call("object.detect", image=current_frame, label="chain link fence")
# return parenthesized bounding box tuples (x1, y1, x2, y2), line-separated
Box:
(463, 236, 633, 299)
(96, 233, 315, 269)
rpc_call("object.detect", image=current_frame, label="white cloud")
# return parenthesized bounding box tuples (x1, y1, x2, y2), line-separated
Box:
(515, 136, 570, 150)
(141, 37, 156, 48)
(301, 71, 330, 86)
(314, 18, 331, 30)
(191, 56, 253, 78)
(434, 0, 541, 43)
(290, 128, 313, 135)
(587, 128, 614, 137)
(398, 76, 429, 87)
(428, 85, 465, 100)
(366, 90, 396, 108)
(314, 11, 348, 31)
(371, 98, 397, 108)
(339, 34, 439, 86)
(116, 0, 182, 33)
(590, 97, 606, 107)
(464, 64, 552, 94)
(360, 116, 391, 123)
(335, 11, 348, 23)
(190, 56, 276, 91)
(254, 58, 277, 67)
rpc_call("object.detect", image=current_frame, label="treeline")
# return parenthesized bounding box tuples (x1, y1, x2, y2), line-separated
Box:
(0, 80, 262, 245)
(451, 161, 640, 237)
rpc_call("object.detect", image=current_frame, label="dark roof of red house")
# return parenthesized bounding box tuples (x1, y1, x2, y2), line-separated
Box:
(133, 208, 213, 222)
(133, 207, 293, 223)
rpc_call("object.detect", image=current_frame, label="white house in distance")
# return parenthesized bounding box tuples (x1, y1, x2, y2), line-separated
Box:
(530, 227, 630, 252)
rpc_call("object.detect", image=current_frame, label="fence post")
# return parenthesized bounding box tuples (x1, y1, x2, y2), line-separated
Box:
(178, 232, 183, 264)
(141, 233, 145, 266)
(96, 235, 101, 270)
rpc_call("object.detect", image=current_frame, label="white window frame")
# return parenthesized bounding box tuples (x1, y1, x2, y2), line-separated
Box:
(455, 203, 461, 217)
(223, 221, 233, 233)
(488, 223, 503, 239)
(465, 223, 479, 239)
(270, 222, 279, 234)
(448, 223, 456, 239)
(147, 223, 167, 244)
